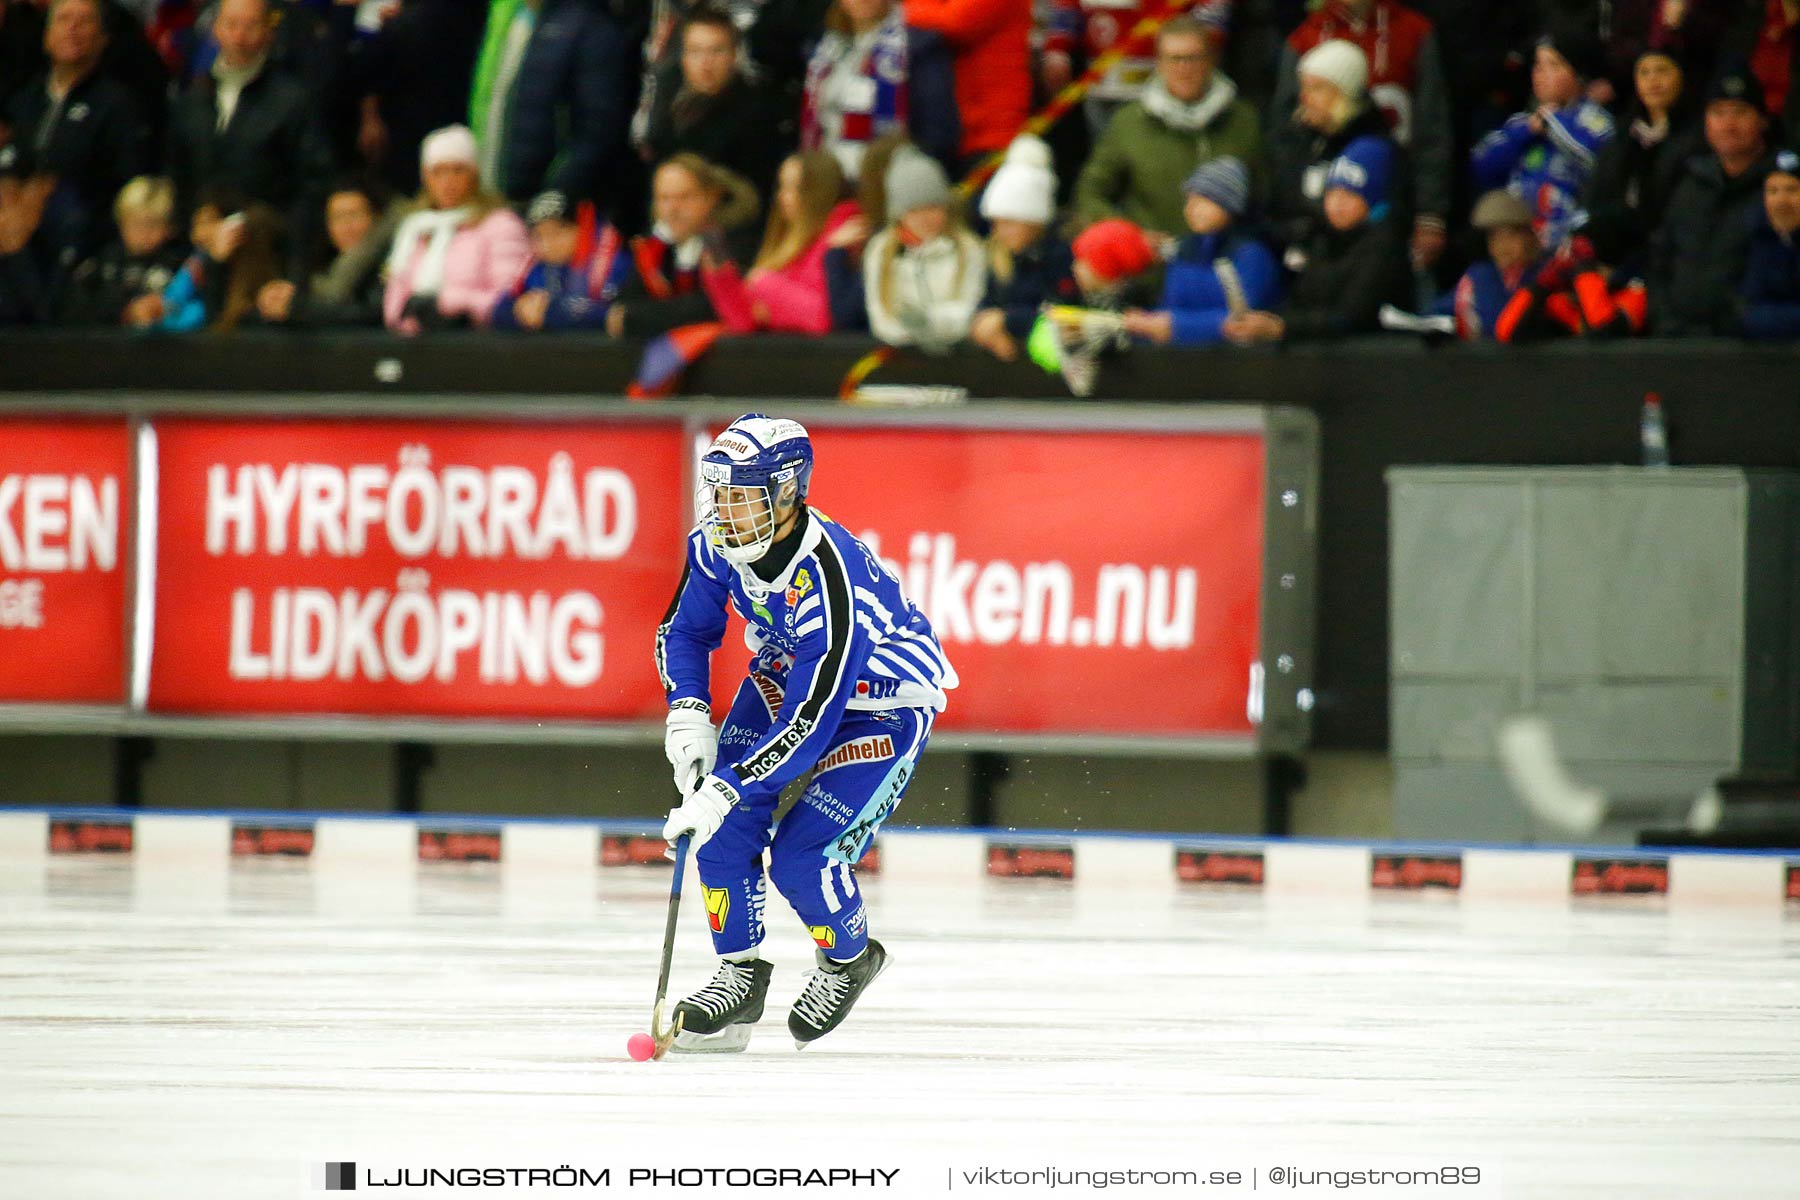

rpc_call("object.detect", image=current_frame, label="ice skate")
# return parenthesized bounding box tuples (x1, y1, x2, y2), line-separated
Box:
(788, 939, 888, 1048)
(671, 958, 772, 1054)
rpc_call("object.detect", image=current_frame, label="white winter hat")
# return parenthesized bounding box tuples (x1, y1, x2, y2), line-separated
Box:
(1297, 39, 1369, 98)
(979, 134, 1058, 225)
(420, 124, 479, 171)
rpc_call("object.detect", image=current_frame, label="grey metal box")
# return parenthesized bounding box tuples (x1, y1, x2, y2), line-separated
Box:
(1387, 467, 1800, 841)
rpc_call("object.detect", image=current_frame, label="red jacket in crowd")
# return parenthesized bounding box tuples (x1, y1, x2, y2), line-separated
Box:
(1287, 1, 1433, 136)
(904, 0, 1032, 159)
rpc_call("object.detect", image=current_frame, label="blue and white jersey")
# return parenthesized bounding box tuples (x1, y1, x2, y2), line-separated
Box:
(655, 509, 957, 796)
(1470, 99, 1614, 248)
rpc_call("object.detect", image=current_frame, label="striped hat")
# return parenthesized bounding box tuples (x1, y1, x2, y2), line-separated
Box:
(1182, 156, 1250, 217)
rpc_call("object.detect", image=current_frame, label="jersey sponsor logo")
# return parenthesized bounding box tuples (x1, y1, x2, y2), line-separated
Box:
(746, 595, 774, 625)
(815, 734, 895, 774)
(700, 461, 731, 484)
(784, 567, 814, 607)
(704, 885, 731, 934)
(831, 769, 905, 861)
(807, 924, 837, 950)
(802, 783, 854, 824)
(844, 904, 867, 938)
(711, 437, 755, 460)
(750, 671, 784, 717)
(853, 678, 904, 702)
(742, 716, 815, 780)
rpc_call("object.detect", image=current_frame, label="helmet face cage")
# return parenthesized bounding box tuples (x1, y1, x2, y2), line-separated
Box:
(698, 417, 813, 564)
(699, 464, 801, 564)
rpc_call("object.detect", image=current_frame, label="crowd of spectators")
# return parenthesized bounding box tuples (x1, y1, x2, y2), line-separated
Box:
(2, 0, 1799, 347)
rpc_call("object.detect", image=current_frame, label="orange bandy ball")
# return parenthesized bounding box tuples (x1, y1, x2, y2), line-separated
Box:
(627, 1032, 656, 1062)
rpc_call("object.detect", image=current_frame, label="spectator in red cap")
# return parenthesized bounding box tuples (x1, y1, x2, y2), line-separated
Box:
(1071, 216, 1159, 306)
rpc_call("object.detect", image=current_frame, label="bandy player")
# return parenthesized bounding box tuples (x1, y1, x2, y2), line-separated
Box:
(656, 414, 957, 1051)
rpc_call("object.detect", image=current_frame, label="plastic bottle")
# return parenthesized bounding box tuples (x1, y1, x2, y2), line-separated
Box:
(1640, 392, 1670, 468)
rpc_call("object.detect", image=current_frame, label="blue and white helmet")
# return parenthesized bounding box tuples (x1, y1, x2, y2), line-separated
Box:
(697, 414, 814, 564)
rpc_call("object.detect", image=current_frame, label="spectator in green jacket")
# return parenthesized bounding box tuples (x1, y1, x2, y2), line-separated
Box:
(1072, 14, 1263, 239)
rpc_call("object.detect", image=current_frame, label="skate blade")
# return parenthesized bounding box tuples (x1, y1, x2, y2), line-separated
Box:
(670, 1024, 754, 1054)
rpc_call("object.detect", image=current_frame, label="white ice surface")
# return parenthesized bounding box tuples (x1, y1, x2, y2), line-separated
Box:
(2, 855, 1798, 1198)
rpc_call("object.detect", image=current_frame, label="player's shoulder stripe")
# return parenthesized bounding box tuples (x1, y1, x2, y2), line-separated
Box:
(688, 528, 728, 578)
(811, 531, 854, 619)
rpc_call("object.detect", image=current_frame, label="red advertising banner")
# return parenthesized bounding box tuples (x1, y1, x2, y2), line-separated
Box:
(147, 419, 686, 719)
(0, 419, 132, 704)
(708, 427, 1265, 738)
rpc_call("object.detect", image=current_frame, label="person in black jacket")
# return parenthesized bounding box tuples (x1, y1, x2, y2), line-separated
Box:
(1649, 64, 1774, 335)
(253, 176, 398, 328)
(4, 0, 148, 270)
(0, 1, 44, 122)
(1228, 134, 1411, 342)
(0, 143, 54, 324)
(639, 7, 787, 205)
(165, 0, 335, 263)
(343, 0, 487, 197)
(58, 174, 188, 324)
(1579, 46, 1703, 274)
(500, 0, 635, 211)
(1266, 38, 1411, 248)
(1737, 146, 1800, 339)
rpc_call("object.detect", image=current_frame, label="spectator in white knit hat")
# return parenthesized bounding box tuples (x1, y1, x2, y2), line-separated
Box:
(1267, 39, 1408, 248)
(382, 124, 529, 335)
(970, 133, 1077, 361)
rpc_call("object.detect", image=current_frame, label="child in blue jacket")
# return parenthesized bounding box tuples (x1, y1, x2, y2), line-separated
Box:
(1121, 157, 1280, 345)
(490, 190, 628, 331)
(1470, 31, 1614, 250)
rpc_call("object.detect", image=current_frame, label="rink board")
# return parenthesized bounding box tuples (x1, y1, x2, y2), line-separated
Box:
(3, 806, 1794, 911)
